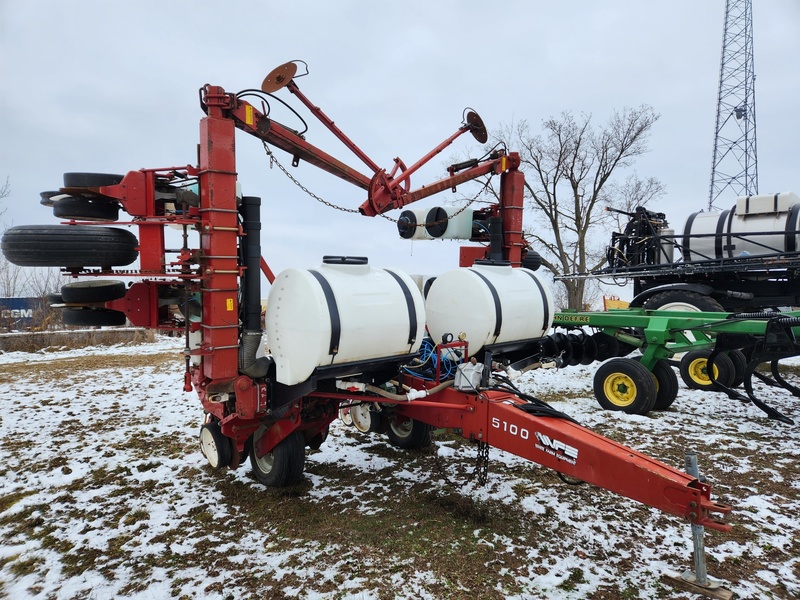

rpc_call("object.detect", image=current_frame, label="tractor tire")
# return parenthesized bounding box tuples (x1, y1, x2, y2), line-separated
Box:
(53, 196, 119, 222)
(63, 172, 124, 188)
(61, 280, 127, 303)
(643, 290, 724, 313)
(249, 428, 305, 487)
(679, 350, 735, 391)
(593, 358, 657, 415)
(387, 418, 433, 449)
(61, 307, 127, 327)
(1, 225, 138, 268)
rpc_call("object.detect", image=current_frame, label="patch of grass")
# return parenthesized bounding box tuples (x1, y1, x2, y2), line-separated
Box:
(558, 567, 587, 591)
(0, 490, 34, 513)
(8, 554, 44, 577)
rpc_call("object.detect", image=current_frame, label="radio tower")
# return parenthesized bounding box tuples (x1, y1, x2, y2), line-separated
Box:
(708, 0, 758, 210)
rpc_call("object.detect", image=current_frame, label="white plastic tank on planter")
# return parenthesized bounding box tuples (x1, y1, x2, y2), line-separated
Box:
(682, 192, 800, 261)
(425, 261, 554, 355)
(265, 256, 425, 386)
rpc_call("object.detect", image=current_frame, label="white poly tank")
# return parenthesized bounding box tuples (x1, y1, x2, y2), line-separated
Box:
(265, 257, 425, 386)
(683, 192, 800, 261)
(425, 261, 554, 355)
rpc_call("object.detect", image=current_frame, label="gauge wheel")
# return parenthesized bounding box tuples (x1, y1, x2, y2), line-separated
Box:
(199, 420, 232, 469)
(339, 405, 354, 426)
(1, 225, 138, 268)
(249, 427, 305, 487)
(387, 417, 433, 449)
(61, 280, 127, 303)
(593, 358, 657, 415)
(727, 349, 748, 388)
(63, 172, 125, 188)
(61, 307, 126, 327)
(679, 350, 735, 391)
(53, 196, 119, 222)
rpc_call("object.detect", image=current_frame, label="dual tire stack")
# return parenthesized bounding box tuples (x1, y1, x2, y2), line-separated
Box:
(0, 173, 136, 327)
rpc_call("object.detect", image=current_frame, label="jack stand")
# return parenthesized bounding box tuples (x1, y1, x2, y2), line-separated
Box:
(662, 451, 734, 600)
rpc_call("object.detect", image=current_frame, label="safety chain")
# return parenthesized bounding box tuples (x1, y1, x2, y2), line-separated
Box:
(262, 141, 360, 213)
(262, 140, 493, 223)
(474, 440, 490, 486)
(430, 439, 490, 488)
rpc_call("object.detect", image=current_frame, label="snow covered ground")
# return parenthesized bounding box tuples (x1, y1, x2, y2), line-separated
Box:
(0, 336, 798, 599)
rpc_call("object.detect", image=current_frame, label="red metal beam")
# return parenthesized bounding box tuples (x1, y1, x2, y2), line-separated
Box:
(395, 385, 731, 531)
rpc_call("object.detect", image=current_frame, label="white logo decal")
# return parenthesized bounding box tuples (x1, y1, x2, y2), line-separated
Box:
(534, 431, 579, 464)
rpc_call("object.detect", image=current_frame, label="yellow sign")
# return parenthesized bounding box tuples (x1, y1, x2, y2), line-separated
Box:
(226, 298, 234, 311)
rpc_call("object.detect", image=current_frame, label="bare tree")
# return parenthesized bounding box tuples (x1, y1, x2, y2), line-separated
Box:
(0, 177, 8, 218)
(493, 106, 665, 309)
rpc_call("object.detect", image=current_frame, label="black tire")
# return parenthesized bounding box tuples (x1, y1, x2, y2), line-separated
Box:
(199, 421, 232, 469)
(40, 191, 62, 207)
(63, 172, 124, 188)
(249, 428, 305, 487)
(593, 358, 657, 415)
(633, 357, 679, 410)
(643, 290, 724, 313)
(727, 349, 748, 388)
(387, 418, 433, 449)
(61, 280, 126, 303)
(679, 350, 735, 391)
(1, 225, 138, 268)
(53, 196, 119, 222)
(46, 293, 63, 305)
(62, 307, 127, 327)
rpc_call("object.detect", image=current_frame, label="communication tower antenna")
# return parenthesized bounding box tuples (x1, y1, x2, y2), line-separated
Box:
(708, 0, 758, 210)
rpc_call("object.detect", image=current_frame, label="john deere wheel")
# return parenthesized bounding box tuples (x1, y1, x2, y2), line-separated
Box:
(249, 427, 305, 487)
(650, 359, 679, 410)
(632, 356, 679, 410)
(727, 349, 748, 388)
(593, 358, 657, 415)
(679, 350, 735, 391)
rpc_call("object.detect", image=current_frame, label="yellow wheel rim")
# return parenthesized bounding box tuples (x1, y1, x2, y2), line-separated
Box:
(688, 358, 718, 385)
(603, 372, 638, 407)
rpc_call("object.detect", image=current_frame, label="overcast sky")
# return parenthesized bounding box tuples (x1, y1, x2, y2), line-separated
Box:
(1, 0, 798, 287)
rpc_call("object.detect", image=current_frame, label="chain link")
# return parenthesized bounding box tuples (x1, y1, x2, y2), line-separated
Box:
(430, 439, 490, 488)
(262, 141, 360, 213)
(262, 140, 493, 222)
(475, 440, 490, 486)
